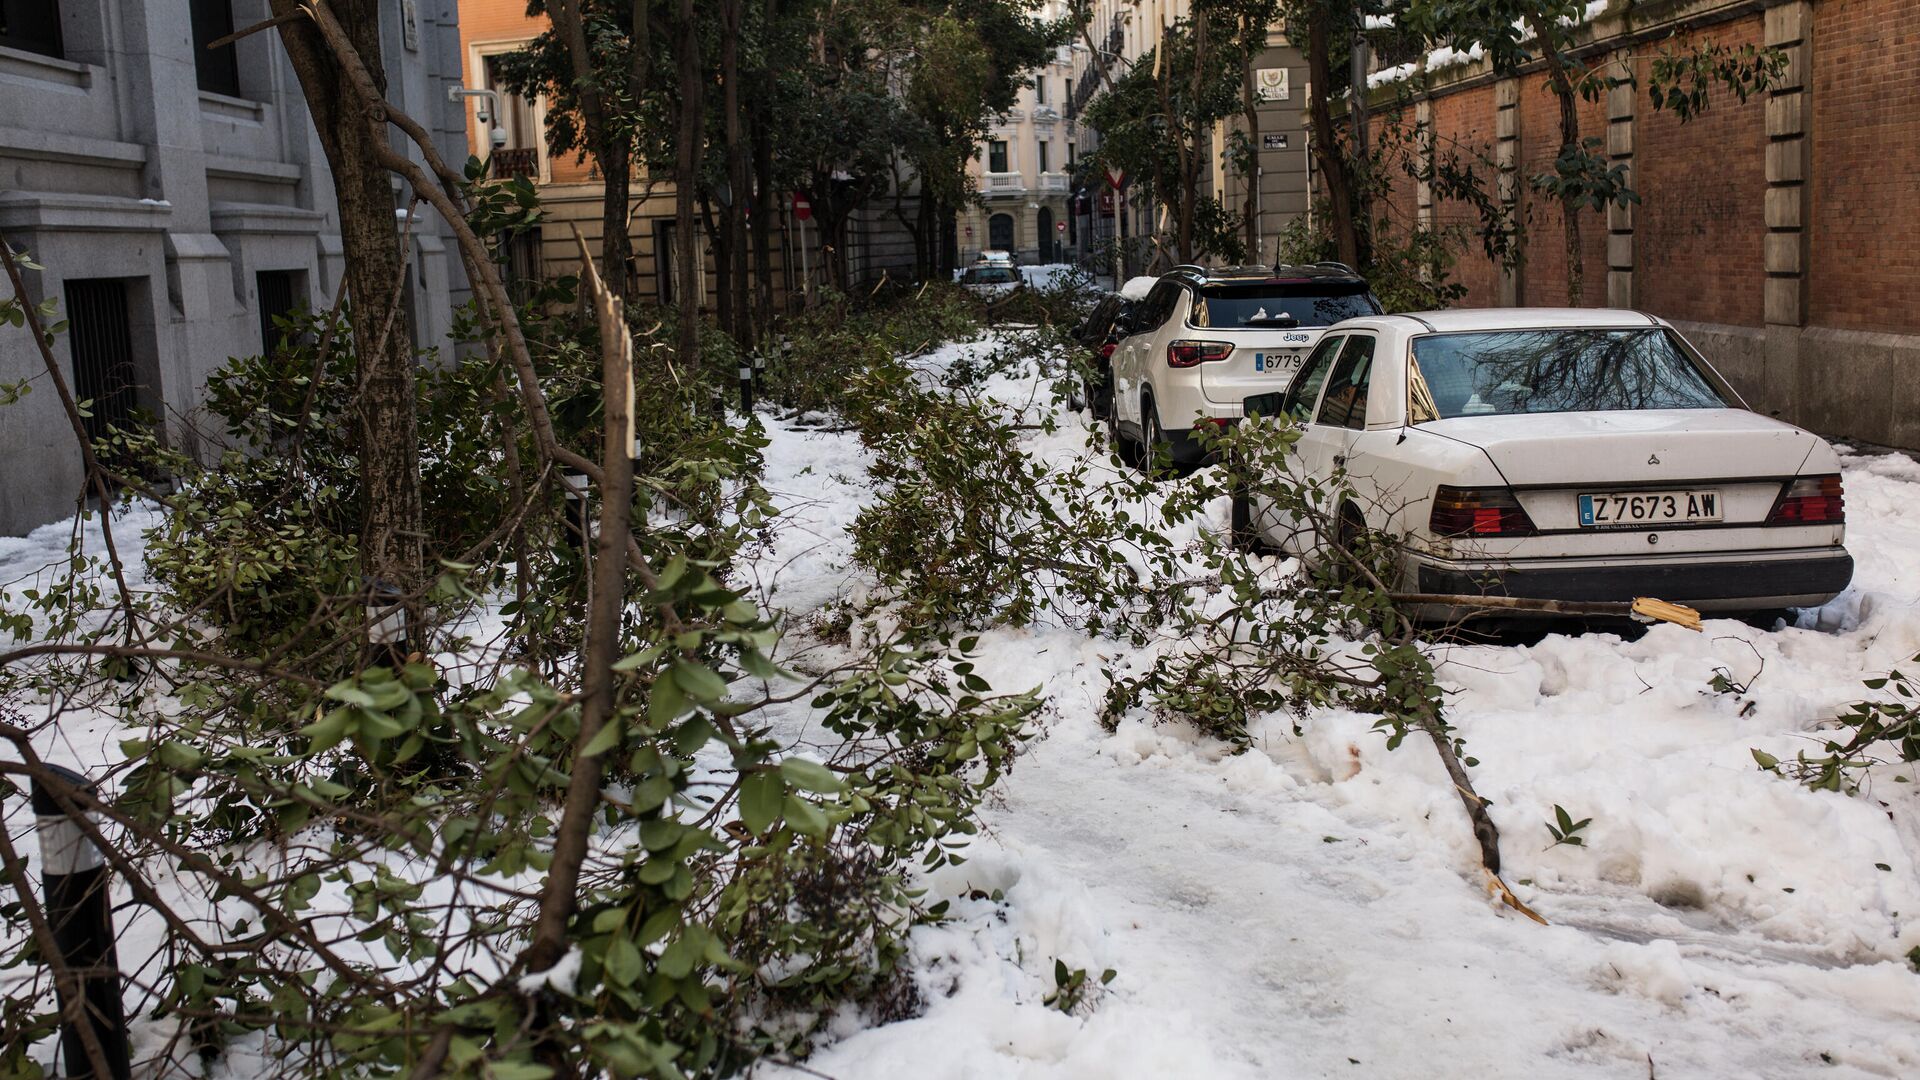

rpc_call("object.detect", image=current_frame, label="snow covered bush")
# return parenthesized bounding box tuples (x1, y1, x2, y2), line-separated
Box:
(1, 256, 1049, 1077)
(1762, 655, 1920, 794)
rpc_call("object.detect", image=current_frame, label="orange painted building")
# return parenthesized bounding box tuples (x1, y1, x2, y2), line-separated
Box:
(453, 0, 919, 305)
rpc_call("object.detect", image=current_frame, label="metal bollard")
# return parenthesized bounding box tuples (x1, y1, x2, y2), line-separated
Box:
(30, 766, 130, 1080)
(752, 351, 767, 396)
(560, 470, 592, 551)
(366, 578, 413, 669)
(737, 362, 754, 413)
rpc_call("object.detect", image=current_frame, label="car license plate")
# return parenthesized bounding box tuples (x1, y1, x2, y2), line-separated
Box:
(1578, 490, 1722, 527)
(1254, 351, 1301, 375)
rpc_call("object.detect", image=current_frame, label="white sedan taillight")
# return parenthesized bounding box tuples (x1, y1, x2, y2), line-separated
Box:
(1766, 474, 1845, 525)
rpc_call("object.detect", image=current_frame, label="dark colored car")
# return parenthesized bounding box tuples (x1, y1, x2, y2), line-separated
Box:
(1071, 292, 1135, 420)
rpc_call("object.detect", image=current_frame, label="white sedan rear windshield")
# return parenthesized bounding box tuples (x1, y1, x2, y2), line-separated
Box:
(1408, 328, 1729, 422)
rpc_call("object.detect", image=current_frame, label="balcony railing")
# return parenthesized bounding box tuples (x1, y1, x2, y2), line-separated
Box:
(1038, 172, 1070, 193)
(983, 172, 1025, 194)
(491, 147, 538, 179)
(1032, 105, 1060, 124)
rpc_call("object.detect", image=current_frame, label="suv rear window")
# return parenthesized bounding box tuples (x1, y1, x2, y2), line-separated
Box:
(1188, 282, 1379, 329)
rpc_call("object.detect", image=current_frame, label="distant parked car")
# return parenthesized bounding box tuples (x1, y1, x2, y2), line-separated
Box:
(959, 263, 1022, 299)
(1072, 291, 1136, 420)
(1234, 308, 1853, 620)
(1109, 263, 1381, 468)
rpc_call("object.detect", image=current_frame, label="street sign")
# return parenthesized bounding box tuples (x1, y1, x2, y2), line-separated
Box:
(1104, 167, 1126, 190)
(1056, 221, 1066, 233)
(791, 191, 812, 221)
(1098, 190, 1114, 214)
(1263, 133, 1289, 150)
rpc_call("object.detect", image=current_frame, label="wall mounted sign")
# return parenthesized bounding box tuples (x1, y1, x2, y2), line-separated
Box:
(1263, 133, 1289, 150)
(1256, 68, 1290, 101)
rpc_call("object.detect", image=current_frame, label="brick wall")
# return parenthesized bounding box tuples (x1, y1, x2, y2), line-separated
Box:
(1809, 0, 1920, 334)
(1427, 86, 1500, 307)
(1513, 69, 1611, 307)
(1633, 17, 1768, 328)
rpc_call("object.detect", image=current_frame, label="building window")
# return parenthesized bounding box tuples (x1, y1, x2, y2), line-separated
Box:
(191, 0, 242, 97)
(1035, 75, 1047, 104)
(1037, 141, 1050, 173)
(0, 0, 63, 58)
(256, 270, 301, 356)
(1065, 77, 1073, 106)
(1067, 142, 1076, 168)
(988, 139, 1009, 173)
(483, 53, 541, 178)
(64, 279, 144, 443)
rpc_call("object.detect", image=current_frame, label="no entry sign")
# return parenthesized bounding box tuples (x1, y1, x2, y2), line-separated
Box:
(791, 191, 812, 221)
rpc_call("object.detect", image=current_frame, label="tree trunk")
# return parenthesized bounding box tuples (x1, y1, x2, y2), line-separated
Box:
(1179, 11, 1207, 262)
(720, 0, 753, 348)
(704, 193, 732, 338)
(674, 0, 704, 364)
(1241, 34, 1261, 261)
(1155, 38, 1184, 265)
(547, 1, 635, 301)
(270, 0, 424, 642)
(1527, 14, 1587, 306)
(751, 112, 776, 336)
(1305, 7, 1363, 270)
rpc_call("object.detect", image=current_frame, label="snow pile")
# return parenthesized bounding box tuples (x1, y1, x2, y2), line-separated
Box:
(1119, 274, 1159, 300)
(769, 334, 1920, 1078)
(7, 323, 1920, 1078)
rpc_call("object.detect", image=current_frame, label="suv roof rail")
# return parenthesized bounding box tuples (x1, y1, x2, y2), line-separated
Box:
(1311, 260, 1357, 273)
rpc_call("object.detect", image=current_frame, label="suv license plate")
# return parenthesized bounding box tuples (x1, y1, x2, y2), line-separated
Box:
(1578, 490, 1723, 527)
(1254, 351, 1301, 374)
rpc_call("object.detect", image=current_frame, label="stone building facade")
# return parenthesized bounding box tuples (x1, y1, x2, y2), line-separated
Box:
(457, 0, 920, 308)
(0, 0, 471, 535)
(1364, 0, 1919, 451)
(1054, 0, 1313, 274)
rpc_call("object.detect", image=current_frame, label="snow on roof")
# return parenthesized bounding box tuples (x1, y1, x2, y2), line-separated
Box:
(1119, 275, 1159, 301)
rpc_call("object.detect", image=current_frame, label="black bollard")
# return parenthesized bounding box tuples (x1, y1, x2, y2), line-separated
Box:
(752, 351, 766, 396)
(30, 765, 130, 1080)
(560, 471, 591, 551)
(738, 362, 754, 414)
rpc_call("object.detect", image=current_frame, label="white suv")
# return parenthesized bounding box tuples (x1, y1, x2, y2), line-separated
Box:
(1108, 264, 1380, 469)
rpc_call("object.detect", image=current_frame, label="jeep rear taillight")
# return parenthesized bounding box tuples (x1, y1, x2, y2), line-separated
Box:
(1167, 340, 1234, 368)
(1766, 474, 1845, 525)
(1429, 486, 1538, 538)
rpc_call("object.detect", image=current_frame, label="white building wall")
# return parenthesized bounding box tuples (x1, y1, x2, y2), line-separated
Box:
(0, 0, 470, 534)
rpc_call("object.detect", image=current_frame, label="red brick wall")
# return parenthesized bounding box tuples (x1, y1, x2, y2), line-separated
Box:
(1810, 0, 1920, 334)
(1632, 17, 1768, 327)
(1427, 86, 1499, 307)
(1513, 70, 1610, 307)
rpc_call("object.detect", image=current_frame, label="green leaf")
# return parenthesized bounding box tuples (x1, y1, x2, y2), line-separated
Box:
(783, 793, 829, 837)
(779, 756, 841, 793)
(604, 935, 643, 987)
(740, 771, 783, 835)
(579, 715, 622, 759)
(1751, 748, 1780, 770)
(671, 661, 729, 703)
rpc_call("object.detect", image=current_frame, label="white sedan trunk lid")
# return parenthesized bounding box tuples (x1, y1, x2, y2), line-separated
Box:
(1423, 409, 1820, 487)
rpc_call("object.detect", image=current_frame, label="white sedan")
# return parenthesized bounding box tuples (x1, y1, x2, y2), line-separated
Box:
(1235, 309, 1853, 618)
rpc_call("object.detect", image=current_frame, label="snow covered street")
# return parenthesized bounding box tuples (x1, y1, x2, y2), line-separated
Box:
(752, 334, 1920, 1079)
(5, 329, 1919, 1079)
